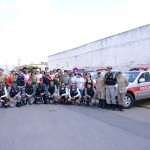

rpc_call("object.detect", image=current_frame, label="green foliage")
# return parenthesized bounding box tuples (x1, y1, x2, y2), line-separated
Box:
(27, 65, 41, 73)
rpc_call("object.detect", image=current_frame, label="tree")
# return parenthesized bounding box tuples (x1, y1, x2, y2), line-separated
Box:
(27, 65, 41, 73)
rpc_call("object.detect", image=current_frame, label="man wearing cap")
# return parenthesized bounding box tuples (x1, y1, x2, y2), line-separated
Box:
(8, 81, 21, 107)
(104, 66, 117, 110)
(94, 71, 106, 108)
(116, 71, 129, 111)
(35, 78, 46, 104)
(46, 79, 58, 104)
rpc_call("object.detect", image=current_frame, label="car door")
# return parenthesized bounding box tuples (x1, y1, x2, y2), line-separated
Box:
(137, 72, 150, 99)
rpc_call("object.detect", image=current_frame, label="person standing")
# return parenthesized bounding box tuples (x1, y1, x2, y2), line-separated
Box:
(0, 68, 7, 85)
(104, 66, 117, 110)
(36, 69, 42, 83)
(70, 72, 77, 84)
(24, 69, 30, 84)
(16, 69, 25, 87)
(95, 72, 106, 108)
(60, 70, 70, 88)
(117, 71, 129, 111)
(76, 73, 85, 105)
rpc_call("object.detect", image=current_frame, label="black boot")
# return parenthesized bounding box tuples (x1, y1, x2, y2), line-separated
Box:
(97, 99, 102, 107)
(16, 102, 22, 107)
(86, 98, 90, 106)
(112, 104, 117, 111)
(102, 99, 106, 109)
(120, 105, 124, 112)
(106, 104, 111, 109)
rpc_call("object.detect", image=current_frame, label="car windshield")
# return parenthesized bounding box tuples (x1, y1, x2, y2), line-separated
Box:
(123, 71, 140, 82)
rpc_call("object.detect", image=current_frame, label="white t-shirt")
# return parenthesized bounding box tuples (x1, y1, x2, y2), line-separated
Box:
(36, 73, 42, 83)
(76, 77, 85, 90)
(24, 74, 29, 82)
(70, 76, 77, 84)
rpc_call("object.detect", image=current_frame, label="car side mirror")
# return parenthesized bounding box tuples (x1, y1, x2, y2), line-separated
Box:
(139, 78, 145, 83)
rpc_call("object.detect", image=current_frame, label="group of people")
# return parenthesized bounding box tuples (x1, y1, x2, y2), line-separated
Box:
(0, 66, 129, 111)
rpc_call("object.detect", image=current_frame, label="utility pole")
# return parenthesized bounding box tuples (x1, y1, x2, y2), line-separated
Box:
(18, 55, 21, 66)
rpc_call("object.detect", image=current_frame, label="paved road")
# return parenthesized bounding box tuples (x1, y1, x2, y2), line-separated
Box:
(0, 103, 150, 150)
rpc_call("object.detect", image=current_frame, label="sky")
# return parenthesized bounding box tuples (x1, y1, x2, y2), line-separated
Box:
(0, 0, 150, 66)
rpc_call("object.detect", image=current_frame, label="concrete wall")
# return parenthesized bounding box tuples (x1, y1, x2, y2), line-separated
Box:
(48, 24, 150, 71)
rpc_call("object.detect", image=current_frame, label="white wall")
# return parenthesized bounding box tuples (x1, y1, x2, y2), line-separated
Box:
(48, 24, 150, 71)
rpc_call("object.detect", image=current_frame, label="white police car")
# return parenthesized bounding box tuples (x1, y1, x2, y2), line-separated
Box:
(123, 70, 150, 108)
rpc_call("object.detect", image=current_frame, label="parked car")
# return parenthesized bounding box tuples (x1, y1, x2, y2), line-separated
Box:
(123, 70, 150, 108)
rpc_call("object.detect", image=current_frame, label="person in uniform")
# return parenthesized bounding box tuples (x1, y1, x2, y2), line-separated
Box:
(84, 82, 95, 106)
(104, 66, 117, 110)
(57, 82, 68, 104)
(25, 79, 35, 105)
(0, 82, 8, 108)
(116, 71, 129, 111)
(68, 83, 81, 105)
(94, 72, 106, 108)
(46, 79, 58, 104)
(8, 81, 20, 107)
(16, 69, 25, 87)
(35, 78, 46, 104)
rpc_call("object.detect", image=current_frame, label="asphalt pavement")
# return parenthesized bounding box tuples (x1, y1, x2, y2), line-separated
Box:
(0, 102, 150, 150)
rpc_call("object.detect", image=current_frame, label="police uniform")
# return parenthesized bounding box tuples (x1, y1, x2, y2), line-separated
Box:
(19, 86, 26, 105)
(25, 83, 35, 105)
(105, 67, 117, 109)
(47, 84, 58, 104)
(95, 75, 106, 107)
(35, 83, 46, 104)
(8, 85, 20, 107)
(16, 74, 25, 87)
(117, 74, 129, 111)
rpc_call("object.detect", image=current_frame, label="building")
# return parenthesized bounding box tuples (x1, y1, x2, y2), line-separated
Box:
(48, 24, 150, 71)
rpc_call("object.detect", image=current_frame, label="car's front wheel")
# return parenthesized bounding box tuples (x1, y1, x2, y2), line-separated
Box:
(124, 93, 135, 109)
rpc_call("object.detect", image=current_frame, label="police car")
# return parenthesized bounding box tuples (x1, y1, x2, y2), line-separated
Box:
(123, 69, 150, 108)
